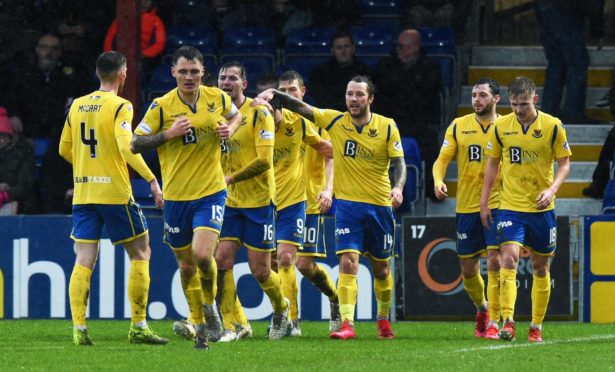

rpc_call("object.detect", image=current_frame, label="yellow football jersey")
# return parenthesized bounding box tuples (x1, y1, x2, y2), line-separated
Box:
(438, 113, 500, 213)
(221, 97, 275, 208)
(313, 108, 404, 206)
(60, 90, 155, 205)
(274, 109, 320, 210)
(136, 86, 231, 201)
(304, 127, 331, 215)
(486, 111, 572, 212)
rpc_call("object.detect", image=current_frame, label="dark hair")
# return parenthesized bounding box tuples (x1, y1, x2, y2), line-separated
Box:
(95, 51, 126, 82)
(508, 76, 536, 98)
(172, 46, 204, 66)
(219, 60, 247, 80)
(330, 29, 354, 46)
(257, 72, 279, 86)
(350, 75, 375, 96)
(278, 70, 304, 87)
(474, 78, 500, 96)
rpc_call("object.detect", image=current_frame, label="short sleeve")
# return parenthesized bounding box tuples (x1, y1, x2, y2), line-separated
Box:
(313, 108, 344, 130)
(254, 106, 275, 147)
(438, 122, 458, 160)
(553, 123, 572, 159)
(486, 126, 502, 158)
(387, 122, 404, 158)
(135, 100, 162, 136)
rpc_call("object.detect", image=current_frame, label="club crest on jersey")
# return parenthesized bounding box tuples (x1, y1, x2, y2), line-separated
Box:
(207, 102, 216, 112)
(532, 129, 542, 138)
(285, 125, 295, 136)
(368, 128, 378, 137)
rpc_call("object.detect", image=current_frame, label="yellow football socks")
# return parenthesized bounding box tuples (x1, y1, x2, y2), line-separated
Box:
(199, 259, 217, 305)
(531, 272, 551, 325)
(338, 273, 357, 322)
(217, 269, 236, 330)
(69, 264, 92, 326)
(182, 271, 204, 325)
(487, 270, 501, 322)
(374, 271, 393, 319)
(499, 268, 518, 321)
(127, 260, 150, 324)
(279, 265, 299, 320)
(463, 273, 486, 309)
(259, 271, 286, 313)
(309, 264, 338, 301)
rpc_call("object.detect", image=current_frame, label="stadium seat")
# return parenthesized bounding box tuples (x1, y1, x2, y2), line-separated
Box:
(280, 55, 330, 80)
(147, 64, 175, 101)
(285, 27, 335, 55)
(33, 137, 51, 178)
(166, 26, 218, 71)
(357, 0, 400, 16)
(602, 180, 615, 214)
(418, 27, 456, 55)
(131, 178, 161, 215)
(222, 27, 275, 54)
(351, 26, 395, 55)
(220, 55, 274, 82)
(428, 54, 455, 90)
(397, 137, 423, 213)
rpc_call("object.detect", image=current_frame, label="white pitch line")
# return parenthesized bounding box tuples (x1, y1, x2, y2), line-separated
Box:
(456, 334, 615, 352)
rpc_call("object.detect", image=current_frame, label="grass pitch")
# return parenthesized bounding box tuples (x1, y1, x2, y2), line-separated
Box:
(1, 320, 614, 371)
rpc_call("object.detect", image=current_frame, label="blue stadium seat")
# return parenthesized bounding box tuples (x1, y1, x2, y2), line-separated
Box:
(611, 150, 615, 179)
(397, 137, 423, 213)
(131, 178, 161, 215)
(602, 180, 615, 214)
(33, 137, 51, 176)
(359, 16, 402, 32)
(223, 27, 275, 54)
(428, 54, 455, 90)
(285, 27, 335, 55)
(351, 26, 394, 55)
(357, 0, 400, 16)
(280, 55, 330, 81)
(166, 26, 218, 71)
(147, 64, 175, 101)
(220, 55, 274, 81)
(418, 27, 456, 55)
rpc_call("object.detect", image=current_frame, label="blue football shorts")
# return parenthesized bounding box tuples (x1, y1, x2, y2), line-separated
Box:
(455, 209, 499, 258)
(71, 199, 148, 245)
(275, 201, 306, 247)
(220, 202, 275, 252)
(298, 213, 327, 258)
(496, 209, 557, 255)
(334, 199, 395, 261)
(163, 189, 226, 250)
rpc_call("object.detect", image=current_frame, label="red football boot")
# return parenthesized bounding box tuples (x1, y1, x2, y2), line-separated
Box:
(377, 319, 394, 339)
(330, 321, 357, 340)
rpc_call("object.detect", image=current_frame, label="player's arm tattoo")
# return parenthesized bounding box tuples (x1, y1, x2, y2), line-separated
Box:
(229, 146, 272, 183)
(272, 90, 315, 122)
(391, 157, 407, 189)
(130, 132, 167, 154)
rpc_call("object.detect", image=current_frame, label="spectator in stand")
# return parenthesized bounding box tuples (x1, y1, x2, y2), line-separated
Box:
(7, 33, 89, 139)
(271, 0, 313, 47)
(0, 107, 36, 215)
(103, 0, 166, 74)
(310, 0, 360, 30)
(583, 81, 615, 199)
(534, 0, 605, 123)
(40, 133, 73, 214)
(375, 28, 442, 200)
(310, 30, 373, 112)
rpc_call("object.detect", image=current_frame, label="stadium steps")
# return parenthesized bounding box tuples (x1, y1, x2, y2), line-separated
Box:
(467, 66, 612, 88)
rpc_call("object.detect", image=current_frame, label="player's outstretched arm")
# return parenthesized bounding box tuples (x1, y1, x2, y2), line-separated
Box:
(317, 157, 334, 213)
(480, 156, 499, 228)
(226, 145, 273, 185)
(131, 117, 192, 153)
(390, 156, 407, 209)
(254, 88, 315, 122)
(536, 156, 570, 210)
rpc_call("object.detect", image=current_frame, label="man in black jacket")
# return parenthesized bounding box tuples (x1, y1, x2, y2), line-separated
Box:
(309, 30, 373, 111)
(375, 28, 442, 199)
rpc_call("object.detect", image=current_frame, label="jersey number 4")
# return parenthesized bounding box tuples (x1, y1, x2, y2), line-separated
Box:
(80, 122, 98, 158)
